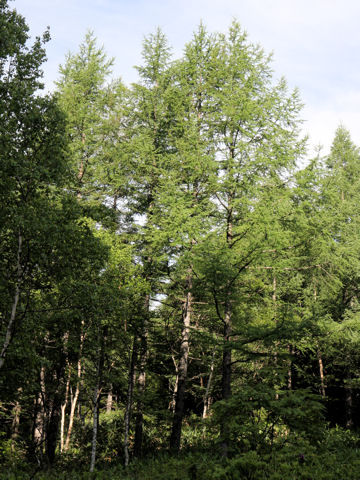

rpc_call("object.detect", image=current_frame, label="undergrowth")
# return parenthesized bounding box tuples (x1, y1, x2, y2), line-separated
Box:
(1, 427, 360, 480)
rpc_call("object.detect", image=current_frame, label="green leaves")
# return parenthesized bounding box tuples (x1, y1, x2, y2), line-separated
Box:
(56, 31, 124, 199)
(4, 7, 360, 471)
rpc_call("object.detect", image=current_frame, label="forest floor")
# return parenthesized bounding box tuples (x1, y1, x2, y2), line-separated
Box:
(2, 441, 360, 480)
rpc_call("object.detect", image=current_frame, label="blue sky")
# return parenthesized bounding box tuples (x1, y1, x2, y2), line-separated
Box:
(12, 0, 360, 155)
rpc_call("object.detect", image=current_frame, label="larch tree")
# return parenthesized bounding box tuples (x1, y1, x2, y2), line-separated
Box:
(55, 33, 130, 471)
(121, 29, 175, 461)
(192, 21, 305, 456)
(163, 25, 220, 451)
(314, 127, 360, 427)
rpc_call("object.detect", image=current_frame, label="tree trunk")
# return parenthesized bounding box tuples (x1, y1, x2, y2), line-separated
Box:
(345, 385, 354, 429)
(170, 274, 192, 451)
(11, 388, 22, 451)
(287, 345, 293, 390)
(317, 350, 326, 397)
(106, 385, 113, 413)
(89, 385, 99, 473)
(33, 364, 46, 456)
(272, 276, 280, 399)
(0, 232, 23, 370)
(134, 295, 149, 458)
(46, 395, 62, 465)
(169, 355, 179, 413)
(221, 220, 232, 388)
(64, 322, 85, 452)
(60, 369, 71, 452)
(220, 298, 232, 457)
(133, 343, 147, 456)
(124, 337, 137, 467)
(90, 326, 106, 473)
(203, 349, 216, 419)
(44, 345, 67, 466)
(64, 366, 81, 451)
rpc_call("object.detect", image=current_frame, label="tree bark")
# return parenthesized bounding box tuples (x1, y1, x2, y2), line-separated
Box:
(45, 345, 67, 466)
(203, 348, 216, 419)
(124, 336, 137, 467)
(272, 276, 280, 400)
(0, 232, 23, 370)
(33, 364, 46, 456)
(60, 369, 71, 452)
(106, 385, 113, 413)
(220, 298, 232, 457)
(169, 355, 179, 413)
(90, 326, 106, 473)
(11, 388, 22, 451)
(220, 211, 234, 458)
(46, 395, 62, 465)
(317, 350, 326, 397)
(170, 274, 192, 451)
(134, 295, 149, 458)
(345, 385, 354, 429)
(64, 321, 85, 452)
(89, 384, 99, 473)
(287, 345, 293, 390)
(60, 333, 70, 453)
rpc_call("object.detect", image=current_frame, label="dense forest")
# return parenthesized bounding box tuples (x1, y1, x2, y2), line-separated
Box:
(2, 1, 360, 478)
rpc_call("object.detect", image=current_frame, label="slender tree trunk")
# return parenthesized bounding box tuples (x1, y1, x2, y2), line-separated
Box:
(60, 369, 71, 452)
(124, 337, 137, 467)
(170, 274, 192, 451)
(90, 327, 106, 473)
(11, 388, 22, 451)
(272, 276, 280, 399)
(89, 386, 99, 473)
(169, 355, 179, 413)
(345, 368, 354, 429)
(219, 212, 234, 458)
(313, 285, 326, 398)
(77, 132, 86, 187)
(0, 232, 23, 370)
(33, 365, 46, 454)
(203, 348, 216, 419)
(345, 382, 354, 429)
(64, 322, 85, 451)
(134, 295, 149, 458)
(44, 345, 67, 466)
(287, 345, 293, 390)
(220, 297, 232, 457)
(60, 332, 70, 453)
(64, 365, 81, 451)
(46, 394, 62, 465)
(106, 385, 113, 413)
(317, 350, 326, 397)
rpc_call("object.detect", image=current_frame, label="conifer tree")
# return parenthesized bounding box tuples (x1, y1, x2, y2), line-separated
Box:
(191, 21, 305, 455)
(55, 31, 124, 200)
(120, 29, 175, 460)
(314, 127, 360, 426)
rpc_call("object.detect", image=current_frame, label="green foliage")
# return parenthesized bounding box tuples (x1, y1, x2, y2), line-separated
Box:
(3, 1, 360, 477)
(3, 430, 360, 480)
(213, 383, 325, 455)
(56, 30, 124, 198)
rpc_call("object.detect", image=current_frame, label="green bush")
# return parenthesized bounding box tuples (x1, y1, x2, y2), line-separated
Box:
(212, 383, 325, 455)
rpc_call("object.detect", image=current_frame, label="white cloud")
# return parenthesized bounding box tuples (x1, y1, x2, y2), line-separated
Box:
(303, 105, 360, 156)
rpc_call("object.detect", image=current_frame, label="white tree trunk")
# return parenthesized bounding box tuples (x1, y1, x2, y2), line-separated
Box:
(0, 232, 23, 370)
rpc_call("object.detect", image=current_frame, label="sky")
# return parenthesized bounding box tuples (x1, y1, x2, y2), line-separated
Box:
(11, 0, 360, 156)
